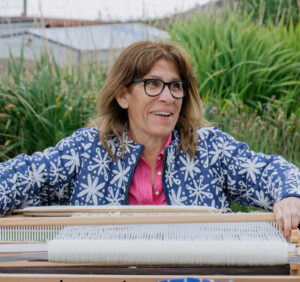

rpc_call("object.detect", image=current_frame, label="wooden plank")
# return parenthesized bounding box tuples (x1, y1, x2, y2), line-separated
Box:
(290, 264, 300, 275)
(0, 274, 299, 282)
(13, 206, 228, 215)
(0, 213, 276, 227)
(0, 263, 290, 275)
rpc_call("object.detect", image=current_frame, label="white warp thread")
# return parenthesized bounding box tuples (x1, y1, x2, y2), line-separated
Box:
(48, 239, 288, 265)
(47, 222, 289, 265)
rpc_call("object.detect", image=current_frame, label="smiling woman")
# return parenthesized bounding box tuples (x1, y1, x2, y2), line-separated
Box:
(0, 40, 299, 240)
(116, 59, 183, 149)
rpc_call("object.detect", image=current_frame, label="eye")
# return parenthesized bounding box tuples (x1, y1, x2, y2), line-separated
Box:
(171, 81, 183, 91)
(146, 79, 162, 88)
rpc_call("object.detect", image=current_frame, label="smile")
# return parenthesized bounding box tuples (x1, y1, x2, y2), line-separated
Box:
(151, 112, 172, 116)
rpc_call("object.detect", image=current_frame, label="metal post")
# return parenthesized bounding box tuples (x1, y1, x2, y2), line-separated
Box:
(22, 0, 27, 16)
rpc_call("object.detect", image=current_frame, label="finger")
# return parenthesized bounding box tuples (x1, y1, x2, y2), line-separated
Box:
(274, 205, 284, 232)
(291, 210, 300, 230)
(283, 212, 292, 240)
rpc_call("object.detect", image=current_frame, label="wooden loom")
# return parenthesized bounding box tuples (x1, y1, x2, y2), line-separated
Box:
(0, 206, 299, 282)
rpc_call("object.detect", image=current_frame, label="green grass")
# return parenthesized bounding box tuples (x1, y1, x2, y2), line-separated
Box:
(167, 7, 300, 168)
(0, 8, 299, 170)
(206, 99, 300, 167)
(169, 10, 300, 118)
(0, 50, 103, 160)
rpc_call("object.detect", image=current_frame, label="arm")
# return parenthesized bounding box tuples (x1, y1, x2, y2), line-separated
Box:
(273, 197, 300, 239)
(211, 128, 300, 237)
(0, 129, 85, 215)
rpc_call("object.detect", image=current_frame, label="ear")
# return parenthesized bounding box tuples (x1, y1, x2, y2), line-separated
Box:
(115, 87, 129, 109)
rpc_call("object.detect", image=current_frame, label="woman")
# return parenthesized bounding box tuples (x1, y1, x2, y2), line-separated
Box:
(0, 40, 299, 239)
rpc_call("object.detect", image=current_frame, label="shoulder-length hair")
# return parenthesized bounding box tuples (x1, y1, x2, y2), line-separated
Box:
(88, 40, 209, 159)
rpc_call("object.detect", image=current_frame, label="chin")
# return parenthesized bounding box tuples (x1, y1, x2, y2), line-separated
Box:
(151, 128, 173, 137)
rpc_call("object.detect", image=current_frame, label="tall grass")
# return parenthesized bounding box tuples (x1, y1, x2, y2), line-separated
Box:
(168, 8, 300, 167)
(206, 99, 300, 167)
(0, 50, 103, 161)
(0, 8, 299, 168)
(237, 0, 300, 26)
(169, 11, 300, 117)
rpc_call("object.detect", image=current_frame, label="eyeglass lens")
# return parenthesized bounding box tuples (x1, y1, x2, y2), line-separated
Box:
(145, 79, 185, 98)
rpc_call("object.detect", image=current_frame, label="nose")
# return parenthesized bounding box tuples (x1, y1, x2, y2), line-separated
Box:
(158, 85, 174, 102)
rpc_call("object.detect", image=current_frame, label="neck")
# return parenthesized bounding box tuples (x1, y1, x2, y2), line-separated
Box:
(142, 137, 166, 180)
(143, 139, 165, 162)
(128, 132, 169, 165)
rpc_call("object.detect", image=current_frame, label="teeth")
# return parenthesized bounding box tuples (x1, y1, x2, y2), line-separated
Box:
(152, 112, 171, 116)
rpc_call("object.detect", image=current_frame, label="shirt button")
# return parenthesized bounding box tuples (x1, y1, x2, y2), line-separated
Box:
(155, 191, 159, 196)
(157, 156, 161, 160)
(157, 171, 162, 176)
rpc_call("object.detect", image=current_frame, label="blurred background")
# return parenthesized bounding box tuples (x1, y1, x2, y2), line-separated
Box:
(0, 0, 299, 182)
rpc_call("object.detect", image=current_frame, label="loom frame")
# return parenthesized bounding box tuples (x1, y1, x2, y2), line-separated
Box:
(0, 208, 299, 280)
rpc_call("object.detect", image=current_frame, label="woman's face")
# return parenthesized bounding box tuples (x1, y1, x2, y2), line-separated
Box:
(116, 59, 183, 144)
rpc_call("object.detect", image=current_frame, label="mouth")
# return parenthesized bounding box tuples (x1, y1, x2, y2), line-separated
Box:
(151, 111, 172, 117)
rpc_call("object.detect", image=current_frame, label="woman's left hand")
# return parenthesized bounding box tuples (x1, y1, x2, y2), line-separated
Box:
(273, 197, 300, 239)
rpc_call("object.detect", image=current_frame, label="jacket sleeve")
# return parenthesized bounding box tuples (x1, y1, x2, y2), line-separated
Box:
(210, 128, 300, 211)
(0, 129, 85, 215)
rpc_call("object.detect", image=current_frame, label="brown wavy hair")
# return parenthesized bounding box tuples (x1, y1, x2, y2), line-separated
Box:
(88, 40, 209, 159)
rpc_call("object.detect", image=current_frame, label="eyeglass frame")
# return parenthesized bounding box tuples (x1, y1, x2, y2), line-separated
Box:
(128, 78, 189, 99)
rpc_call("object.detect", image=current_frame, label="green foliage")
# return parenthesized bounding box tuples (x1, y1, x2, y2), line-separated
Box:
(230, 203, 254, 213)
(169, 10, 300, 118)
(0, 51, 103, 161)
(206, 99, 300, 167)
(0, 5, 299, 174)
(238, 0, 300, 26)
(168, 4, 300, 186)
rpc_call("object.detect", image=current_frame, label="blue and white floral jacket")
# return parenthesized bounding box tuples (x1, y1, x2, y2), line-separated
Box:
(0, 126, 299, 215)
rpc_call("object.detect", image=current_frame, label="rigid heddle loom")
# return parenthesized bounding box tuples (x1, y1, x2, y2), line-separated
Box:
(0, 205, 299, 282)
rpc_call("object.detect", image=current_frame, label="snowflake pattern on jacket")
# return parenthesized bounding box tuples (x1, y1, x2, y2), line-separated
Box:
(0, 127, 299, 214)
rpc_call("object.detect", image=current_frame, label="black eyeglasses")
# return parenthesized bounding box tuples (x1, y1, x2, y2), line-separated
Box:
(129, 78, 189, 99)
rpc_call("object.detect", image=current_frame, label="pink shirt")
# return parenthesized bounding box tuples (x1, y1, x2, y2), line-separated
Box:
(128, 134, 172, 205)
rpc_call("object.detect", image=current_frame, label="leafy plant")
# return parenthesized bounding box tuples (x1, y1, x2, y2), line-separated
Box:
(0, 50, 104, 161)
(169, 10, 300, 118)
(206, 99, 300, 167)
(238, 0, 300, 26)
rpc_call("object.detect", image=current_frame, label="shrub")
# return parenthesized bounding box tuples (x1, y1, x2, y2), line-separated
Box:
(169, 10, 300, 117)
(206, 99, 300, 167)
(0, 51, 103, 161)
(238, 0, 300, 26)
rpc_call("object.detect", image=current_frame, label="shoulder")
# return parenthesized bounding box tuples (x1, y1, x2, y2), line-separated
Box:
(71, 127, 99, 140)
(50, 127, 101, 155)
(172, 126, 239, 150)
(196, 126, 232, 141)
(71, 127, 128, 158)
(196, 126, 249, 152)
(65, 127, 100, 145)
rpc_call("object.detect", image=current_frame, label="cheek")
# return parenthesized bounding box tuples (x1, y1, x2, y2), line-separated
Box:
(128, 101, 146, 119)
(136, 99, 155, 115)
(128, 93, 151, 109)
(175, 101, 183, 115)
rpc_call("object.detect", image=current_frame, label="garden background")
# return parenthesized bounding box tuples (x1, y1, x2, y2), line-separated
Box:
(0, 0, 299, 208)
